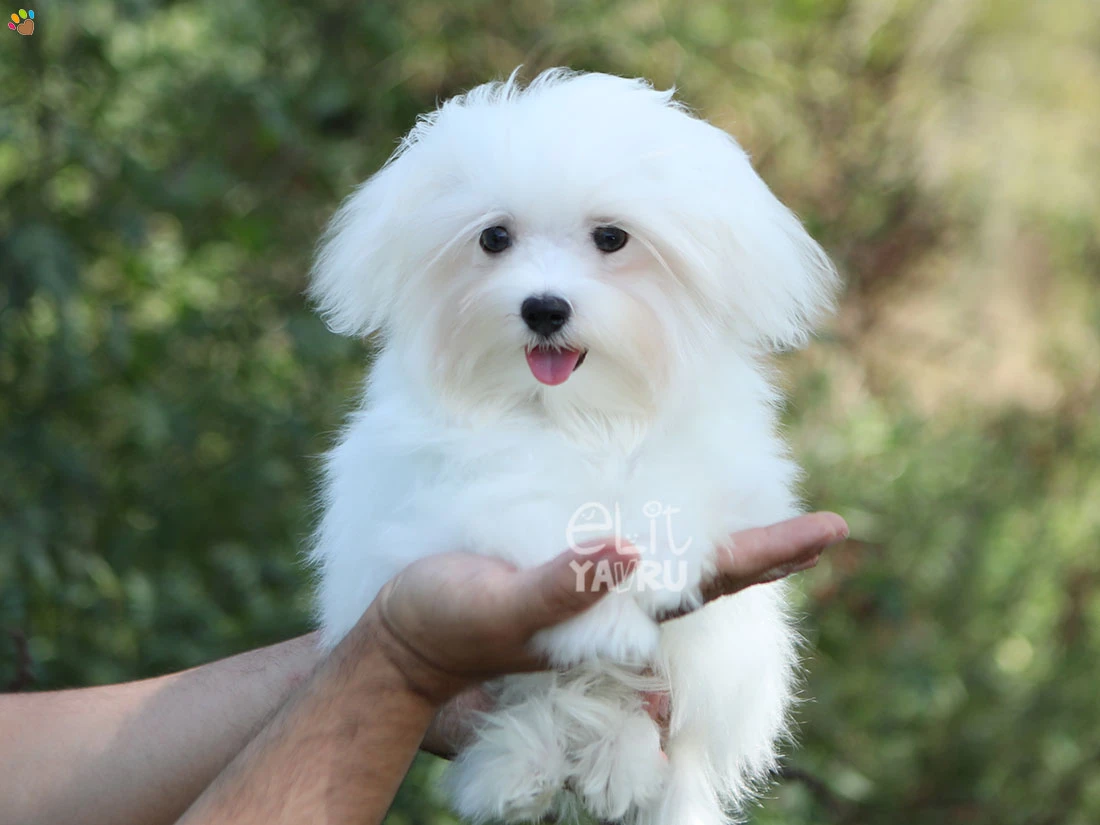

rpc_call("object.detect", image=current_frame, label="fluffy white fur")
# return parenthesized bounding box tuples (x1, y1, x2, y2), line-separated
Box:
(309, 69, 837, 825)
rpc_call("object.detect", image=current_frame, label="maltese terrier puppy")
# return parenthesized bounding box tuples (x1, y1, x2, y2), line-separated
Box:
(310, 69, 837, 825)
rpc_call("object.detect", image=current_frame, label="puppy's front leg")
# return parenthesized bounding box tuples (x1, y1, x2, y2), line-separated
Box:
(445, 677, 567, 822)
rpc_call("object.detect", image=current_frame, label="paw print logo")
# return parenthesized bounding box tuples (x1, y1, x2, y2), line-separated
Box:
(8, 8, 34, 35)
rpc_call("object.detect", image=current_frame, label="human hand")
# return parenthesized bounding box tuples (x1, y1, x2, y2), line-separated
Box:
(410, 511, 848, 751)
(365, 540, 640, 704)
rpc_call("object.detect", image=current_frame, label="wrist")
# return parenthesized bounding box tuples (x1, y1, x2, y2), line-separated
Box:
(350, 602, 472, 708)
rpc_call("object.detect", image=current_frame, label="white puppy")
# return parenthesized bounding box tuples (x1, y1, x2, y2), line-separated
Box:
(309, 69, 837, 825)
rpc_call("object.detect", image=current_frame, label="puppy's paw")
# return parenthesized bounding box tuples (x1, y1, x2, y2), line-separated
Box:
(633, 747, 731, 825)
(570, 712, 667, 820)
(633, 580, 703, 620)
(624, 551, 706, 620)
(446, 705, 566, 823)
(532, 593, 660, 667)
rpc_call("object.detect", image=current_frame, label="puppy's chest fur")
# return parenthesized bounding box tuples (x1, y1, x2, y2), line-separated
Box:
(436, 427, 733, 571)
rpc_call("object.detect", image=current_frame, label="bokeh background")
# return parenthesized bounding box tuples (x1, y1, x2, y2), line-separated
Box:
(2, 1, 1098, 823)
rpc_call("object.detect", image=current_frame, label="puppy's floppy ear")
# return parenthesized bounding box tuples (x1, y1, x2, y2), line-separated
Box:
(680, 134, 839, 351)
(308, 159, 409, 337)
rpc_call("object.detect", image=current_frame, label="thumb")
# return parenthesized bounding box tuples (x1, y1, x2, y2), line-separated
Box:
(517, 540, 640, 631)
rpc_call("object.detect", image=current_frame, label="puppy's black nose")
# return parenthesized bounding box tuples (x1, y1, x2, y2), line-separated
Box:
(521, 295, 572, 337)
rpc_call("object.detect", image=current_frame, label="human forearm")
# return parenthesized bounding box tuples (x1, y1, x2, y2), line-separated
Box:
(177, 609, 440, 825)
(0, 633, 322, 825)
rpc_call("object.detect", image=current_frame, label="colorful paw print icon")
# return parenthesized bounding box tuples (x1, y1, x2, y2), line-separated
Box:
(9, 8, 34, 35)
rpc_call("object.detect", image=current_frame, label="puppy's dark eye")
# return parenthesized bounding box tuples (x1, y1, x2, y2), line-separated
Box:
(593, 226, 628, 253)
(480, 226, 512, 254)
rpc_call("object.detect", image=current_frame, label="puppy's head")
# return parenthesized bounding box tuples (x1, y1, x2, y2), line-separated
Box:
(311, 69, 837, 419)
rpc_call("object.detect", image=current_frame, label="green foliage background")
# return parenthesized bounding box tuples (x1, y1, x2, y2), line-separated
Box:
(2, 1, 1098, 823)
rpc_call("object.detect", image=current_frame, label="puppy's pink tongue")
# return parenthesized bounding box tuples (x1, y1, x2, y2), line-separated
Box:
(526, 348, 583, 386)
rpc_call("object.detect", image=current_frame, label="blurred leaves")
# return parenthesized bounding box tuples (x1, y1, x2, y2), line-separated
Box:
(2, 1, 1099, 824)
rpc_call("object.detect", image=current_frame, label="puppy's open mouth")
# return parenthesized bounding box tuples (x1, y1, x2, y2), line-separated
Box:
(525, 347, 588, 386)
